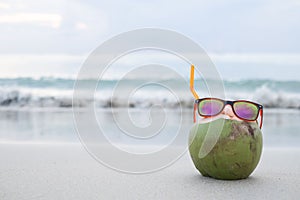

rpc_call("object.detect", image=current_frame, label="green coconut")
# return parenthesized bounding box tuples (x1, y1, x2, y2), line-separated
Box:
(188, 118, 263, 180)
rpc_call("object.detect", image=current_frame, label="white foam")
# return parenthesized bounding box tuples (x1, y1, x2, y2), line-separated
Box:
(0, 79, 299, 109)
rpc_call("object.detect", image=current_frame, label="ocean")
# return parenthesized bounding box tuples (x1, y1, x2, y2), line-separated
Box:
(0, 76, 299, 148)
(0, 77, 299, 109)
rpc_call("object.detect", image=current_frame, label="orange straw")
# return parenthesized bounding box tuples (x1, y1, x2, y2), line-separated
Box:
(190, 65, 199, 99)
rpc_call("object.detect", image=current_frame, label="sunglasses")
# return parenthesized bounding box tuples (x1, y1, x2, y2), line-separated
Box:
(194, 98, 263, 128)
(189, 65, 263, 128)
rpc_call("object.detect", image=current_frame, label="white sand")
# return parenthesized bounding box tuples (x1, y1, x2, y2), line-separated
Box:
(0, 143, 299, 200)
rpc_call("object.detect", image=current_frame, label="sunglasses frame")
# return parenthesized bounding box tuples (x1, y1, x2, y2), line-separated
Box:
(190, 65, 264, 129)
(194, 98, 263, 128)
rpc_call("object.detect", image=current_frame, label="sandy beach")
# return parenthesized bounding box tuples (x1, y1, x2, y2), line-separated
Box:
(0, 143, 299, 200)
(0, 109, 300, 199)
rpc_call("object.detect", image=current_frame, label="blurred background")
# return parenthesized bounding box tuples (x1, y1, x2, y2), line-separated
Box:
(0, 0, 299, 147)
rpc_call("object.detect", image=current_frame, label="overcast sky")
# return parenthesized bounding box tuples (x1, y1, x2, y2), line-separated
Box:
(0, 0, 299, 80)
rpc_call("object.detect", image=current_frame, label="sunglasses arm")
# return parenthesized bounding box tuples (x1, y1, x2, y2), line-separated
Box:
(193, 103, 197, 123)
(259, 109, 263, 129)
(190, 65, 199, 99)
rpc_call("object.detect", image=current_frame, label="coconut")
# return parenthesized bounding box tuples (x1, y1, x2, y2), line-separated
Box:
(188, 118, 263, 180)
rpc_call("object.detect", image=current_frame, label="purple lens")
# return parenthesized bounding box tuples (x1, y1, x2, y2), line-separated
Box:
(233, 102, 258, 120)
(199, 99, 224, 116)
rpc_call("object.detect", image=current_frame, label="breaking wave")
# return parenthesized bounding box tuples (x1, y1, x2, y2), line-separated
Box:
(0, 77, 299, 109)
